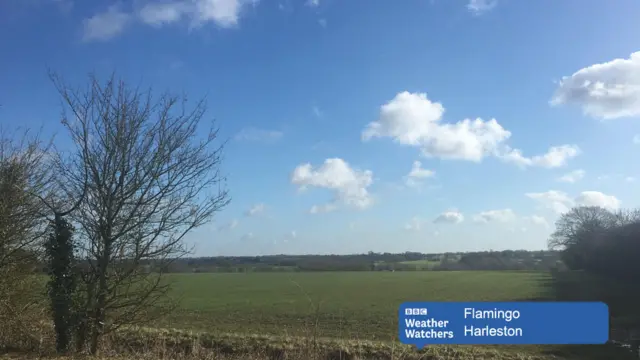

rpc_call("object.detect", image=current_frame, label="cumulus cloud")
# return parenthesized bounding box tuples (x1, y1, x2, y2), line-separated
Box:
(467, 0, 497, 15)
(550, 51, 640, 119)
(362, 92, 579, 168)
(291, 158, 374, 213)
(245, 203, 265, 216)
(575, 191, 620, 210)
(433, 210, 464, 224)
(82, 4, 132, 41)
(526, 190, 620, 213)
(525, 190, 574, 214)
(473, 209, 516, 223)
(234, 127, 283, 143)
(557, 169, 586, 183)
(405, 161, 435, 187)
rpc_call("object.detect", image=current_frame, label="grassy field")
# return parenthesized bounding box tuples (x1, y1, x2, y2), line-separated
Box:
(397, 259, 441, 269)
(157, 271, 549, 339)
(10, 270, 636, 359)
(136, 270, 636, 359)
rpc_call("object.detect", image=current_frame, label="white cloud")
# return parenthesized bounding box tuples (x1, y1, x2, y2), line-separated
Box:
(190, 0, 256, 28)
(526, 215, 549, 228)
(557, 169, 586, 183)
(83, 0, 253, 41)
(234, 127, 283, 143)
(90, 0, 255, 39)
(550, 51, 640, 119)
(526, 190, 573, 214)
(575, 191, 620, 210)
(82, 4, 132, 41)
(405, 160, 435, 187)
(634, 134, 640, 144)
(597, 173, 637, 183)
(363, 92, 579, 168)
(498, 145, 580, 169)
(292, 158, 374, 213)
(433, 210, 464, 224)
(526, 190, 621, 213)
(245, 203, 265, 216)
(473, 209, 516, 223)
(138, 1, 188, 26)
(467, 0, 497, 15)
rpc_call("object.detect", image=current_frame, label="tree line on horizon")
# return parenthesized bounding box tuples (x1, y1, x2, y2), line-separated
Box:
(102, 249, 561, 273)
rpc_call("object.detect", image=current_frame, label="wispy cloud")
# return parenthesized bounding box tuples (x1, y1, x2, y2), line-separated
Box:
(82, 0, 256, 42)
(556, 169, 585, 183)
(82, 4, 132, 42)
(312, 106, 322, 118)
(245, 203, 265, 216)
(217, 219, 239, 231)
(467, 0, 498, 16)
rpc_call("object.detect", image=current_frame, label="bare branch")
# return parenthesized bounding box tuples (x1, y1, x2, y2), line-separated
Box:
(53, 73, 230, 354)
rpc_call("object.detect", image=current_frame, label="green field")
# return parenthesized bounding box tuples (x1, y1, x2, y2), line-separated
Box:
(397, 259, 442, 269)
(158, 271, 550, 340)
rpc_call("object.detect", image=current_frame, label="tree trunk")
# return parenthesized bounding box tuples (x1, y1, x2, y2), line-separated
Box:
(89, 241, 110, 355)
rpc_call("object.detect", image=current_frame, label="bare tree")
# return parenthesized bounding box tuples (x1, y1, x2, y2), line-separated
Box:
(548, 206, 616, 251)
(51, 73, 230, 354)
(0, 128, 54, 269)
(0, 128, 53, 349)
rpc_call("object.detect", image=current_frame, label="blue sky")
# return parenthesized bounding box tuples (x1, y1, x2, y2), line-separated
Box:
(1, 0, 640, 256)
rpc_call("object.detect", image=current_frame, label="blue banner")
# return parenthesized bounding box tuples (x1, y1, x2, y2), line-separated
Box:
(398, 302, 609, 348)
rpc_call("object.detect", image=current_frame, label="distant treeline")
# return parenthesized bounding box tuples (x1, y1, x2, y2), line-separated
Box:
(129, 250, 562, 273)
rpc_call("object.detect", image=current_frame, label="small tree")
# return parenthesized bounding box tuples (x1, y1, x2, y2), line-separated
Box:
(44, 214, 77, 353)
(0, 128, 53, 350)
(52, 73, 230, 354)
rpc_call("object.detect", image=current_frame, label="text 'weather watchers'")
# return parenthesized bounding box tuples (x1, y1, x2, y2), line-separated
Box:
(398, 302, 609, 348)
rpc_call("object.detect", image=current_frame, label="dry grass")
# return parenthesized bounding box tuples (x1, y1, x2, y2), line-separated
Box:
(1, 322, 636, 360)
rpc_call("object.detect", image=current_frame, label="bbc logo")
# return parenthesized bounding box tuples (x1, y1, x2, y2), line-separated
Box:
(405, 308, 428, 316)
